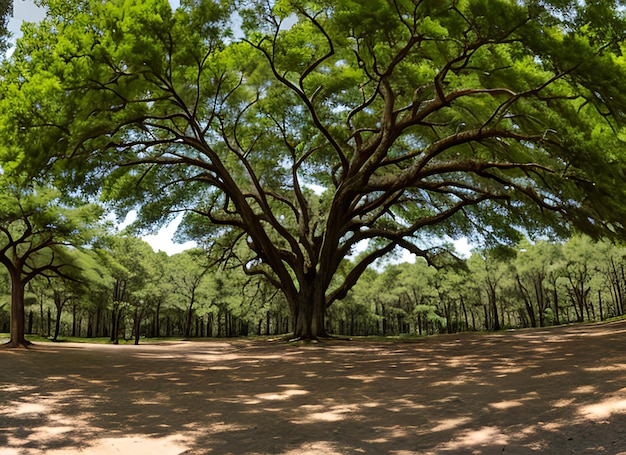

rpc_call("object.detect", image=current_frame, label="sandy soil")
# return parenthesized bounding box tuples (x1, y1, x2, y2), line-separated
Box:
(1, 322, 626, 454)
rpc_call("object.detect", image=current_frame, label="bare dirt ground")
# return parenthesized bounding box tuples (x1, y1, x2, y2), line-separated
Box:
(2, 322, 626, 455)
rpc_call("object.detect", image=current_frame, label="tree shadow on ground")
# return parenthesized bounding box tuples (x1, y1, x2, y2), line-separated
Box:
(2, 322, 626, 454)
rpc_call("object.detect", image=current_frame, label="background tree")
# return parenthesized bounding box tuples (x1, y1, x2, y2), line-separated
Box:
(468, 247, 517, 331)
(168, 249, 211, 339)
(596, 240, 626, 319)
(48, 249, 107, 341)
(94, 235, 153, 344)
(142, 250, 170, 339)
(341, 267, 385, 336)
(9, 0, 626, 339)
(561, 235, 603, 323)
(0, 182, 101, 347)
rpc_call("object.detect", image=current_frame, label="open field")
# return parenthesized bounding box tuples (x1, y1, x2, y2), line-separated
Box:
(2, 322, 626, 454)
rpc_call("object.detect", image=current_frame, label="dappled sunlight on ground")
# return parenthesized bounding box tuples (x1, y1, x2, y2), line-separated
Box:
(2, 322, 626, 453)
(438, 426, 509, 451)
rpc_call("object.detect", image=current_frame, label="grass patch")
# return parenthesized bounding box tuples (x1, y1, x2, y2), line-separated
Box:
(598, 314, 626, 324)
(0, 334, 186, 345)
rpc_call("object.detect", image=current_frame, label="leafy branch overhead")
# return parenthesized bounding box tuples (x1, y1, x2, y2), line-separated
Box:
(6, 0, 626, 338)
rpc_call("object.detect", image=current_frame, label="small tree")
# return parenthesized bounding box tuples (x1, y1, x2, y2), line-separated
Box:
(168, 249, 211, 339)
(94, 235, 154, 344)
(0, 183, 101, 347)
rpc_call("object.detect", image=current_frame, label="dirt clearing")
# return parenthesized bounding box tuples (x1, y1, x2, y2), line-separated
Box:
(2, 322, 626, 454)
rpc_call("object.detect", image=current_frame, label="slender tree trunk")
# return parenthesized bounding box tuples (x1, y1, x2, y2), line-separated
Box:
(133, 309, 142, 345)
(534, 276, 546, 327)
(112, 305, 123, 345)
(483, 304, 489, 331)
(461, 296, 469, 332)
(487, 283, 500, 331)
(185, 302, 194, 339)
(552, 282, 560, 325)
(95, 306, 101, 337)
(597, 290, 603, 321)
(53, 303, 63, 342)
(517, 276, 536, 328)
(617, 264, 626, 314)
(39, 298, 45, 336)
(154, 301, 161, 338)
(87, 312, 93, 338)
(71, 304, 77, 337)
(110, 307, 117, 342)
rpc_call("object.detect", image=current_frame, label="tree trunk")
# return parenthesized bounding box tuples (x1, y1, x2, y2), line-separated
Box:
(94, 306, 101, 337)
(154, 301, 161, 338)
(5, 272, 31, 348)
(487, 283, 500, 331)
(461, 295, 469, 332)
(598, 290, 604, 321)
(110, 308, 117, 342)
(72, 304, 78, 337)
(112, 305, 123, 345)
(206, 313, 213, 337)
(39, 297, 45, 336)
(185, 299, 195, 339)
(552, 281, 560, 325)
(53, 304, 63, 342)
(133, 309, 142, 345)
(291, 282, 327, 339)
(185, 308, 193, 338)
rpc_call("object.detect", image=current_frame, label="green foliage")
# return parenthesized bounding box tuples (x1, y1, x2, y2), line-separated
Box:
(0, 181, 103, 278)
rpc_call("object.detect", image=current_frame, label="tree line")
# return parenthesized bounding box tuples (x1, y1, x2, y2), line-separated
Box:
(330, 236, 626, 336)
(0, 233, 623, 342)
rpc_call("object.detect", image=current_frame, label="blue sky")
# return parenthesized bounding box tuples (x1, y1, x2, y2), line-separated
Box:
(9, 0, 46, 39)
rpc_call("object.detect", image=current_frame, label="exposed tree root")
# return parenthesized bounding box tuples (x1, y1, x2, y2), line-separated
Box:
(1, 339, 33, 349)
(287, 333, 352, 343)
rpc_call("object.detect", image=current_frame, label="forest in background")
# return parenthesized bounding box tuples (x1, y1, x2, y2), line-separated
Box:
(2, 233, 623, 343)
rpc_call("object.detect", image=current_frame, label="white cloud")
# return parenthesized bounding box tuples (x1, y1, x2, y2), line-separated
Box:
(118, 211, 196, 256)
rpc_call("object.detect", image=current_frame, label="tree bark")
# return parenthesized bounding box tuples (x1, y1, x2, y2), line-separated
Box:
(291, 280, 327, 340)
(133, 308, 142, 345)
(52, 292, 69, 342)
(5, 271, 32, 348)
(53, 305, 63, 342)
(487, 283, 500, 331)
(185, 302, 194, 339)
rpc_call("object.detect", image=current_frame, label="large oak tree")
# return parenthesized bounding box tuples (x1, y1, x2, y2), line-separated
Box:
(7, 0, 626, 338)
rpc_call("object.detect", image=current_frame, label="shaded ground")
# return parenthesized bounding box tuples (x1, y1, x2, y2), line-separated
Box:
(2, 322, 626, 454)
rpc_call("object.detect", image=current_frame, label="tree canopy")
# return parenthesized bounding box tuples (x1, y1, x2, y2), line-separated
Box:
(5, 0, 626, 338)
(0, 180, 102, 346)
